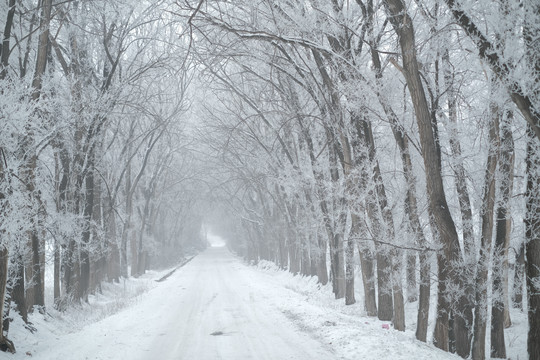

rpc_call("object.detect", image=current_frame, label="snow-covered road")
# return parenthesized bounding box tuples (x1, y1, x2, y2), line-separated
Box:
(131, 246, 335, 360)
(22, 247, 335, 360)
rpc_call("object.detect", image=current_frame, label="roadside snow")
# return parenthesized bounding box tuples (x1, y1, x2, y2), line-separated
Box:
(254, 260, 528, 360)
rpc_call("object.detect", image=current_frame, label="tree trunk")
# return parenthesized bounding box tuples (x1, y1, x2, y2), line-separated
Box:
(106, 195, 120, 283)
(316, 232, 328, 285)
(376, 249, 393, 321)
(301, 236, 311, 277)
(136, 192, 152, 277)
(525, 126, 540, 360)
(471, 109, 499, 360)
(490, 108, 514, 359)
(345, 231, 355, 305)
(523, 4, 540, 359)
(330, 231, 345, 299)
(63, 239, 77, 304)
(54, 149, 69, 303)
(392, 249, 406, 331)
(0, 3, 16, 352)
(0, 0, 16, 79)
(30, 227, 44, 308)
(309, 237, 318, 277)
(53, 231, 61, 301)
(121, 158, 132, 278)
(416, 249, 431, 341)
(11, 252, 27, 324)
(328, 145, 346, 299)
(0, 247, 15, 353)
(288, 232, 300, 275)
(384, 0, 464, 351)
(353, 213, 377, 316)
(512, 242, 525, 309)
(406, 253, 417, 302)
(79, 153, 94, 301)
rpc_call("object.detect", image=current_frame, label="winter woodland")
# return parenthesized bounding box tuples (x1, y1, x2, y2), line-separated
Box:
(0, 0, 539, 359)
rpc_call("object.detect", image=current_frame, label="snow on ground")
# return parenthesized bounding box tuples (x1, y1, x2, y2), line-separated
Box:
(7, 266, 171, 359)
(254, 260, 528, 360)
(6, 247, 528, 359)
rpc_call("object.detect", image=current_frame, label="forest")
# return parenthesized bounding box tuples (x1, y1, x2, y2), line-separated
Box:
(0, 0, 539, 359)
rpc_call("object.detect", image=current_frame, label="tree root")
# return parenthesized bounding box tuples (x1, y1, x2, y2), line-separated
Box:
(0, 336, 16, 353)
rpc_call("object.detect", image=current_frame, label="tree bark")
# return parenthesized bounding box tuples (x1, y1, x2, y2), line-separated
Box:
(512, 242, 525, 310)
(10, 251, 27, 324)
(471, 108, 499, 360)
(525, 126, 540, 360)
(352, 211, 377, 315)
(384, 0, 464, 350)
(31, 0, 52, 100)
(316, 231, 328, 285)
(406, 253, 417, 302)
(0, 4, 16, 349)
(345, 233, 355, 305)
(0, 0, 16, 79)
(79, 152, 94, 301)
(0, 247, 15, 353)
(523, 4, 540, 359)
(490, 109, 514, 359)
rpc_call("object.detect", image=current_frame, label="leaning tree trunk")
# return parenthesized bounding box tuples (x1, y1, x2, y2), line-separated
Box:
(384, 0, 464, 351)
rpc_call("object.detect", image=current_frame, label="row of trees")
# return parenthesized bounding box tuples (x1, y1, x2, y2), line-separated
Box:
(183, 1, 540, 359)
(0, 0, 206, 353)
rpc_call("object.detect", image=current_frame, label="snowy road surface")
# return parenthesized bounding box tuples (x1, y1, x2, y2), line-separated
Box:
(23, 247, 335, 360)
(131, 247, 335, 360)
